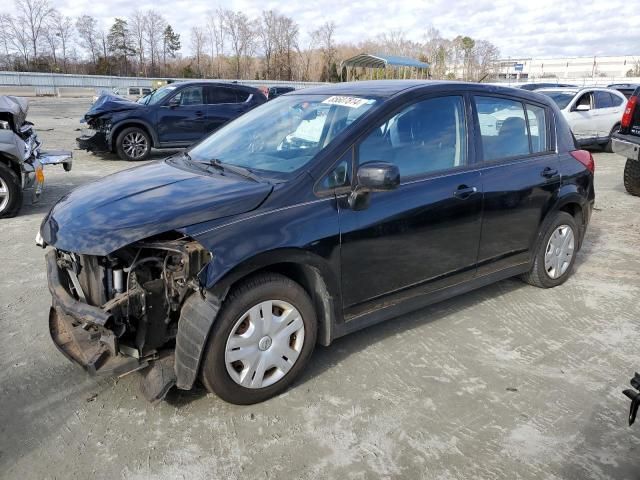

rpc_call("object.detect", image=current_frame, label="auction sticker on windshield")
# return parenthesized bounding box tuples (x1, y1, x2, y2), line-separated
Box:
(322, 96, 371, 108)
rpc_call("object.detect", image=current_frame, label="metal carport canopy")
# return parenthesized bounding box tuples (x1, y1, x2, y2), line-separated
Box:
(342, 53, 429, 69)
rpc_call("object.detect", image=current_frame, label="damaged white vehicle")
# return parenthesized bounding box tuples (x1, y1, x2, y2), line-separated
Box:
(0, 96, 72, 217)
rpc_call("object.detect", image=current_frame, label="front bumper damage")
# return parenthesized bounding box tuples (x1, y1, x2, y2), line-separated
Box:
(22, 131, 72, 202)
(44, 237, 218, 402)
(46, 249, 148, 376)
(76, 128, 109, 153)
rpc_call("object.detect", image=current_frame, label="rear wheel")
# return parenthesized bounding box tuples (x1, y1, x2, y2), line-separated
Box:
(201, 273, 317, 405)
(624, 159, 640, 197)
(522, 211, 579, 288)
(115, 127, 151, 161)
(605, 124, 620, 153)
(0, 163, 22, 218)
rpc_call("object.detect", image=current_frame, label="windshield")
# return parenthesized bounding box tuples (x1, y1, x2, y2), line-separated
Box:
(146, 85, 178, 105)
(538, 91, 575, 110)
(188, 94, 378, 175)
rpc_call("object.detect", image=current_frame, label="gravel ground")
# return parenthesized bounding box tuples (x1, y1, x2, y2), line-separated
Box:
(0, 97, 639, 480)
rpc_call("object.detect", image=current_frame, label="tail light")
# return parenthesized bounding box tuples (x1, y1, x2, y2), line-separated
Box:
(621, 95, 638, 130)
(570, 150, 594, 173)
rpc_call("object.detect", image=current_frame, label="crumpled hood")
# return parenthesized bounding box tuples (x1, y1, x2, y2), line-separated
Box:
(41, 159, 273, 255)
(84, 93, 143, 121)
(0, 95, 28, 128)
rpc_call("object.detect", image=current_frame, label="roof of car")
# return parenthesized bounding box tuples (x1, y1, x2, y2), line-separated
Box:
(289, 80, 551, 99)
(169, 80, 260, 92)
(536, 86, 624, 95)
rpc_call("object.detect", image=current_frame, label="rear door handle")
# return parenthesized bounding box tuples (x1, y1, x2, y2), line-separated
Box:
(541, 167, 558, 178)
(453, 185, 478, 199)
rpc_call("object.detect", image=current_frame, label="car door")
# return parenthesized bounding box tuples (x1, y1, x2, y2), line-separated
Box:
(204, 86, 247, 134)
(472, 95, 561, 275)
(338, 94, 483, 318)
(592, 90, 618, 138)
(566, 91, 596, 142)
(156, 85, 207, 145)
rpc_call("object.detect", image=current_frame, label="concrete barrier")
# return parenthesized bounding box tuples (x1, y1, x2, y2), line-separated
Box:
(0, 86, 38, 96)
(56, 87, 96, 98)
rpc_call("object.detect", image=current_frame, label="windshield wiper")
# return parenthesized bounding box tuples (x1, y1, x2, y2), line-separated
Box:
(204, 158, 261, 182)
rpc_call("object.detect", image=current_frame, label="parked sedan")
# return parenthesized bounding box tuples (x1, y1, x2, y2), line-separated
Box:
(78, 81, 267, 161)
(39, 81, 594, 405)
(537, 87, 627, 150)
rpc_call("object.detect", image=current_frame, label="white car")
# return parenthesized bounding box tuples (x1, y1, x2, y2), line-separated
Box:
(537, 87, 627, 151)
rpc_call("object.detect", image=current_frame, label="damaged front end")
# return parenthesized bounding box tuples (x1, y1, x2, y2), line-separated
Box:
(0, 95, 72, 204)
(47, 233, 212, 400)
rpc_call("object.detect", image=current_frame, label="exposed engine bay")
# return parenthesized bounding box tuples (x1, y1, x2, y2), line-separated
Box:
(48, 233, 211, 380)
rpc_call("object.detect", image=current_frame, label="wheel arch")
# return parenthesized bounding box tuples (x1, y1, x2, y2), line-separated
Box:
(545, 191, 588, 249)
(109, 120, 158, 151)
(174, 248, 341, 391)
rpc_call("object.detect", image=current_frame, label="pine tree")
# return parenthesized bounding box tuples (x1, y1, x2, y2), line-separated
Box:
(162, 25, 181, 74)
(107, 18, 135, 75)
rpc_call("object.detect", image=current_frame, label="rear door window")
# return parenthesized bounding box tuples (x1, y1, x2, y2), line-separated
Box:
(594, 91, 614, 109)
(207, 87, 239, 104)
(525, 104, 548, 153)
(475, 96, 529, 160)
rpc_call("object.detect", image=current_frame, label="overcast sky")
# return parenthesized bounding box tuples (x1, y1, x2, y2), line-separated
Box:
(55, 0, 639, 59)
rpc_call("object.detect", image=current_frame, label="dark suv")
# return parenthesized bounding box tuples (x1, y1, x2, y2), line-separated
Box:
(77, 81, 266, 161)
(41, 81, 595, 405)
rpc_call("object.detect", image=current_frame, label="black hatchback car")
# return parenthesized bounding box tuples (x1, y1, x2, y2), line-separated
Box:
(77, 81, 266, 161)
(40, 81, 595, 405)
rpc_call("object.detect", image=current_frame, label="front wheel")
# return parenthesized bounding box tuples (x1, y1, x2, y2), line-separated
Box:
(624, 159, 640, 196)
(0, 163, 23, 218)
(201, 273, 317, 405)
(115, 127, 151, 161)
(522, 211, 579, 288)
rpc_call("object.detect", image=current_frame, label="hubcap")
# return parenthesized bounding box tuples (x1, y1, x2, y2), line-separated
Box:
(225, 300, 305, 389)
(122, 132, 148, 159)
(544, 224, 575, 279)
(0, 176, 9, 212)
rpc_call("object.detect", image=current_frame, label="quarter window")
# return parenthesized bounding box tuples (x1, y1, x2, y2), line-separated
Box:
(358, 96, 467, 178)
(476, 96, 529, 160)
(526, 104, 548, 153)
(610, 93, 624, 107)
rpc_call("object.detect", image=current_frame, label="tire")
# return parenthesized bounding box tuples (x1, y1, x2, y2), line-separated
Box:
(115, 127, 151, 161)
(605, 124, 620, 153)
(624, 159, 640, 197)
(201, 273, 317, 405)
(0, 163, 23, 218)
(521, 211, 579, 288)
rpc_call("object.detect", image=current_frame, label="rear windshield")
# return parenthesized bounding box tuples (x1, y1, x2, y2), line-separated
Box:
(538, 91, 575, 110)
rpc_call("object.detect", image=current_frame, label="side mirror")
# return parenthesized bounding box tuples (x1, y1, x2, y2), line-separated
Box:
(348, 161, 400, 210)
(575, 104, 590, 112)
(357, 161, 400, 191)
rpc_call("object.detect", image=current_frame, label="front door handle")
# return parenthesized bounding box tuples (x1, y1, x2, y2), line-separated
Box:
(195, 111, 205, 117)
(541, 167, 558, 178)
(453, 185, 478, 199)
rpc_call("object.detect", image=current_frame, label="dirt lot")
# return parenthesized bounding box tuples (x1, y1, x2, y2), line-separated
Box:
(1, 97, 639, 480)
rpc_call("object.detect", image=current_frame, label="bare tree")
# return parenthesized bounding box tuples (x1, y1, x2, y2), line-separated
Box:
(144, 11, 166, 75)
(206, 10, 226, 78)
(51, 12, 74, 72)
(190, 26, 206, 76)
(473, 40, 499, 81)
(259, 10, 277, 79)
(222, 10, 255, 79)
(313, 21, 336, 81)
(130, 10, 147, 75)
(15, 0, 53, 63)
(76, 15, 99, 66)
